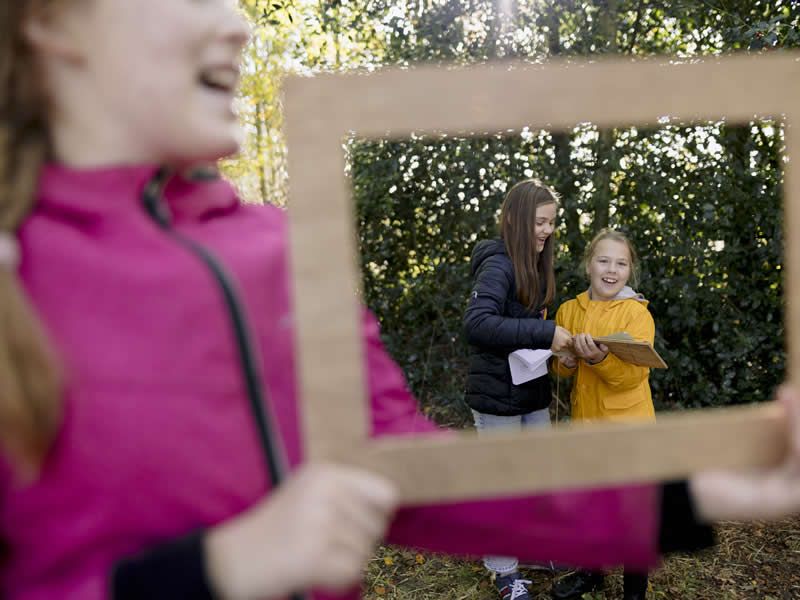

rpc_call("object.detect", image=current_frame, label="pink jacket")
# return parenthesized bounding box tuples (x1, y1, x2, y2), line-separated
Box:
(0, 164, 661, 599)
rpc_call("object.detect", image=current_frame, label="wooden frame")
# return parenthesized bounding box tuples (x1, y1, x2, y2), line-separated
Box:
(284, 52, 799, 504)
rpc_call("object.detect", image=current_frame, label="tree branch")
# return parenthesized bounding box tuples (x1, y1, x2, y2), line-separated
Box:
(624, 0, 646, 54)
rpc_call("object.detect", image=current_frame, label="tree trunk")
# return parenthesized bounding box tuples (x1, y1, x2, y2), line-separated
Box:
(543, 2, 581, 254)
(255, 100, 268, 204)
(489, 0, 518, 58)
(592, 0, 618, 233)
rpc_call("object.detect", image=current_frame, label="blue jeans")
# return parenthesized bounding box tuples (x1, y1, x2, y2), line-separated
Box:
(472, 408, 552, 431)
(472, 408, 551, 575)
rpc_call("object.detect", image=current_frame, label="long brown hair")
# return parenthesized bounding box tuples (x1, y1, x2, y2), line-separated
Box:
(0, 1, 62, 472)
(499, 178, 558, 311)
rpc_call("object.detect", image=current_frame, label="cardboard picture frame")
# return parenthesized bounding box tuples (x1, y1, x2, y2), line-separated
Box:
(283, 52, 799, 504)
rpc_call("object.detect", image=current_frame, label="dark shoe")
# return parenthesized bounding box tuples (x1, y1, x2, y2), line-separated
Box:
(494, 571, 533, 600)
(550, 570, 604, 600)
(623, 571, 648, 600)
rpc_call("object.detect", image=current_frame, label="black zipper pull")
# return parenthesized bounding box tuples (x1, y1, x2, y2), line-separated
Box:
(141, 167, 174, 228)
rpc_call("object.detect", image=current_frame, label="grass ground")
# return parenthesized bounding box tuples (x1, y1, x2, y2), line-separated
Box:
(374, 387, 799, 599)
(364, 518, 800, 599)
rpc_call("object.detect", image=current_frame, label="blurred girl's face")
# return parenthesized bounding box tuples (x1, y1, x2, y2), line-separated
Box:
(587, 238, 632, 301)
(533, 202, 557, 253)
(31, 0, 250, 165)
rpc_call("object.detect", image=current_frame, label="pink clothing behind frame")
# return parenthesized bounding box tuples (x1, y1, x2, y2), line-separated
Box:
(0, 164, 660, 599)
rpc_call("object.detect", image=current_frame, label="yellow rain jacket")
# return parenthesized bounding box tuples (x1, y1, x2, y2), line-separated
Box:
(554, 291, 656, 422)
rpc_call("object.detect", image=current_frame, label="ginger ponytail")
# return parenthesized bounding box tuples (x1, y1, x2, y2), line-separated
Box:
(0, 0, 62, 473)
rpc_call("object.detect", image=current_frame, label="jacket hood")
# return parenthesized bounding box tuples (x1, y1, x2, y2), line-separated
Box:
(470, 238, 507, 276)
(578, 286, 648, 309)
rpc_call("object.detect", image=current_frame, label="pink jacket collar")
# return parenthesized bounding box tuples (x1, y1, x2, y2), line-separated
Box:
(37, 163, 239, 223)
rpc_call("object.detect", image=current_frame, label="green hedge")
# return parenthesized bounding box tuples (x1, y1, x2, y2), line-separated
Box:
(351, 121, 784, 423)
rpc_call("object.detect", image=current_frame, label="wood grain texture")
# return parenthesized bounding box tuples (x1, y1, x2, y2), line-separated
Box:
(355, 404, 786, 504)
(284, 51, 800, 501)
(593, 336, 668, 369)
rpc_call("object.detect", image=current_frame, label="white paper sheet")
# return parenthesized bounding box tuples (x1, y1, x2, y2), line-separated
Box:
(508, 348, 552, 384)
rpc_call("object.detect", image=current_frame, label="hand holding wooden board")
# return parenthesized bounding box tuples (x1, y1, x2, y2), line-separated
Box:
(592, 332, 668, 369)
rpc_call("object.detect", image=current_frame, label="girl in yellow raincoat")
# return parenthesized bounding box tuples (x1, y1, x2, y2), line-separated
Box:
(554, 229, 656, 422)
(551, 228, 655, 600)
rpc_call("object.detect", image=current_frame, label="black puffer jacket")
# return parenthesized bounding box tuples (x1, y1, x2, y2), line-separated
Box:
(463, 239, 555, 415)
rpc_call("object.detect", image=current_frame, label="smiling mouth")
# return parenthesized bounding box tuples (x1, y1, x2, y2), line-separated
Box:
(601, 277, 618, 284)
(198, 67, 239, 94)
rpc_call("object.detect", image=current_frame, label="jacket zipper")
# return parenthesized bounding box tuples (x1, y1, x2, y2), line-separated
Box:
(141, 169, 308, 600)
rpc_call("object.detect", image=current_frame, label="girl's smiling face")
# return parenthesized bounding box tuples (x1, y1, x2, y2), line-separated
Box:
(533, 202, 557, 253)
(28, 0, 251, 166)
(586, 238, 632, 301)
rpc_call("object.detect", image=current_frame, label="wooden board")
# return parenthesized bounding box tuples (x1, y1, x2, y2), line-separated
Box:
(284, 52, 800, 502)
(593, 334, 668, 369)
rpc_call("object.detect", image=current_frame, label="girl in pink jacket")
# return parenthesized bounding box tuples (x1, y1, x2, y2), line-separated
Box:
(1, 2, 799, 600)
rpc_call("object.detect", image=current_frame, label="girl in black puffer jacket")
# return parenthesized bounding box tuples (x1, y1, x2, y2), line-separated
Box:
(463, 179, 573, 600)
